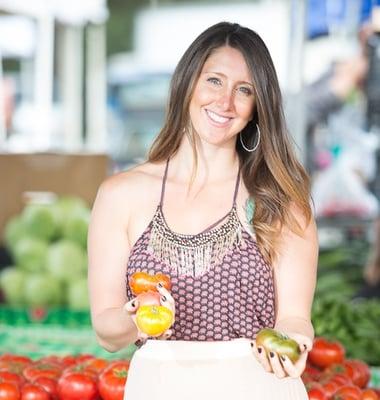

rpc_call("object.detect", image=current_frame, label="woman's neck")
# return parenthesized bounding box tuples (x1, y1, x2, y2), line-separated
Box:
(169, 134, 239, 186)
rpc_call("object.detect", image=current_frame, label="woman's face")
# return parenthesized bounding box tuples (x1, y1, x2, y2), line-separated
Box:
(189, 46, 255, 148)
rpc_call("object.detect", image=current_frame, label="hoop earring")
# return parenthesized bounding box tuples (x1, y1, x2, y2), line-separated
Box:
(240, 124, 261, 152)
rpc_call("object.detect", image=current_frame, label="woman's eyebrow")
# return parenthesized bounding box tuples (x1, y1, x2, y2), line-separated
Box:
(203, 71, 254, 86)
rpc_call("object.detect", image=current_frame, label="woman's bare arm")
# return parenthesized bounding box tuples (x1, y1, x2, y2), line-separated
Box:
(87, 175, 138, 352)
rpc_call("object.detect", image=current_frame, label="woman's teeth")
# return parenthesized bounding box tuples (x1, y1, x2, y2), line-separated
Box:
(206, 110, 231, 124)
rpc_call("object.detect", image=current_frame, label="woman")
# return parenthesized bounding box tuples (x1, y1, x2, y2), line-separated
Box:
(88, 22, 318, 400)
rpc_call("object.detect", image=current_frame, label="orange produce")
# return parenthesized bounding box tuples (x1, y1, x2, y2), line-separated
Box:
(129, 272, 171, 295)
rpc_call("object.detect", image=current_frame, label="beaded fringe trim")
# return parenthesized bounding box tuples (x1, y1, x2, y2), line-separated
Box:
(147, 206, 244, 277)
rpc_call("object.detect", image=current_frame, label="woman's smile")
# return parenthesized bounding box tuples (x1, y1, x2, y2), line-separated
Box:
(205, 109, 233, 127)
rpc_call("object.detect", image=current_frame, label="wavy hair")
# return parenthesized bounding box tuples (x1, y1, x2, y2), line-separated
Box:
(148, 22, 312, 264)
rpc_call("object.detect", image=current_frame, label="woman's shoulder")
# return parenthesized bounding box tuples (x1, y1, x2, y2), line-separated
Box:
(97, 161, 166, 203)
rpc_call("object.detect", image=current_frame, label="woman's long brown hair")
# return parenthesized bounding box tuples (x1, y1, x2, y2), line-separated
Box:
(148, 22, 312, 264)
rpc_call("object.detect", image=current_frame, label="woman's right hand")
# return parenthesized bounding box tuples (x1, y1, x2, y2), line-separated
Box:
(124, 284, 175, 344)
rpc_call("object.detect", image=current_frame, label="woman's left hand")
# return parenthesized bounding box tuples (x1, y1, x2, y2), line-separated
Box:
(251, 333, 313, 379)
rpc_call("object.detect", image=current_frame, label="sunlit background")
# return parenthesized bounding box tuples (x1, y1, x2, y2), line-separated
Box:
(0, 0, 380, 394)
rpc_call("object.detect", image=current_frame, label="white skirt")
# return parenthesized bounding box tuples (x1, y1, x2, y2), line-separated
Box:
(124, 339, 308, 400)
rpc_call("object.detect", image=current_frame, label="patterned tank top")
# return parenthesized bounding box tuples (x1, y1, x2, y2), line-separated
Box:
(126, 160, 275, 341)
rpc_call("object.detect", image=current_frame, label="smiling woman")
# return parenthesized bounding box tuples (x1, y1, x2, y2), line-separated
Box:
(189, 46, 255, 146)
(88, 22, 318, 400)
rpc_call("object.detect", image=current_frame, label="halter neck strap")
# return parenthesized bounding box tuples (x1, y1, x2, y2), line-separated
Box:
(159, 159, 170, 207)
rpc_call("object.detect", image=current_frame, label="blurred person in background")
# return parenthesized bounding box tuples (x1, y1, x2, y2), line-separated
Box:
(88, 22, 318, 400)
(304, 20, 380, 298)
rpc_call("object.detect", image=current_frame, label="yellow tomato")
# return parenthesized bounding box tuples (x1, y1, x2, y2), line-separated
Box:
(136, 305, 174, 337)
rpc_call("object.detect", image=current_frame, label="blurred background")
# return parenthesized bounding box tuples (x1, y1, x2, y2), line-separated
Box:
(0, 0, 380, 394)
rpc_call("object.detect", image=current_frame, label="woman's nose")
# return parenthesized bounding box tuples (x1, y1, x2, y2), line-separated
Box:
(216, 89, 234, 111)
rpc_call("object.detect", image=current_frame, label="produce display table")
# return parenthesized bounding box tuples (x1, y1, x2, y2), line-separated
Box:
(0, 306, 137, 360)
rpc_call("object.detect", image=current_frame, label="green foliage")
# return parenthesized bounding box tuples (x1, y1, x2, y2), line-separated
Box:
(312, 243, 380, 365)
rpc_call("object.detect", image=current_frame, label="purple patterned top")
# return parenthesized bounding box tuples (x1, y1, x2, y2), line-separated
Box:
(125, 161, 275, 341)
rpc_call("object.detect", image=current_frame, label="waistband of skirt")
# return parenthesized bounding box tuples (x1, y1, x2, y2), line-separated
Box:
(134, 338, 253, 361)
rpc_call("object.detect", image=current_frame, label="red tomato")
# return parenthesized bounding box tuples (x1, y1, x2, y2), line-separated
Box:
(329, 373, 353, 387)
(308, 387, 328, 400)
(61, 364, 98, 380)
(81, 358, 108, 374)
(361, 389, 379, 400)
(73, 355, 94, 364)
(98, 361, 130, 400)
(34, 377, 58, 400)
(0, 381, 20, 400)
(0, 370, 25, 387)
(0, 355, 32, 364)
(21, 383, 50, 400)
(129, 272, 171, 295)
(57, 372, 98, 400)
(308, 338, 345, 368)
(334, 385, 362, 400)
(60, 357, 77, 368)
(344, 360, 370, 389)
(322, 380, 340, 398)
(23, 363, 61, 382)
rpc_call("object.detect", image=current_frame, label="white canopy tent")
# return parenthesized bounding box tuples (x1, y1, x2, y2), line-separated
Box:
(0, 0, 108, 152)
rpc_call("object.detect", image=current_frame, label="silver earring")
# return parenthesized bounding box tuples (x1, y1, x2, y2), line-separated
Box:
(240, 124, 261, 152)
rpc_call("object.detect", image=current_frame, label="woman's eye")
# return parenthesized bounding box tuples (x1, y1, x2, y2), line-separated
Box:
(237, 86, 253, 96)
(207, 77, 221, 85)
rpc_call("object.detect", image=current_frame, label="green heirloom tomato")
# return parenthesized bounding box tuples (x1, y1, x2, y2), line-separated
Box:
(256, 328, 301, 363)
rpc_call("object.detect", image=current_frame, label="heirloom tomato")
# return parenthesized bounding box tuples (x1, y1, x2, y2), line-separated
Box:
(308, 337, 345, 368)
(255, 328, 301, 363)
(136, 305, 174, 336)
(98, 361, 130, 400)
(129, 272, 171, 295)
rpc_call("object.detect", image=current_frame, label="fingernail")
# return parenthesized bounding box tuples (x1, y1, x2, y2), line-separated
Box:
(269, 352, 274, 358)
(161, 295, 167, 302)
(157, 282, 163, 288)
(280, 355, 286, 362)
(257, 347, 262, 354)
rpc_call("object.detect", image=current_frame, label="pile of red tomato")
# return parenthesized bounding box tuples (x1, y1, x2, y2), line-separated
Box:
(0, 353, 129, 400)
(304, 337, 380, 400)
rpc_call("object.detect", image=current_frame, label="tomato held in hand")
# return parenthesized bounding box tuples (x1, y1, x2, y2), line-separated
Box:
(98, 361, 130, 400)
(308, 337, 345, 369)
(136, 305, 174, 336)
(255, 328, 301, 363)
(129, 272, 171, 295)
